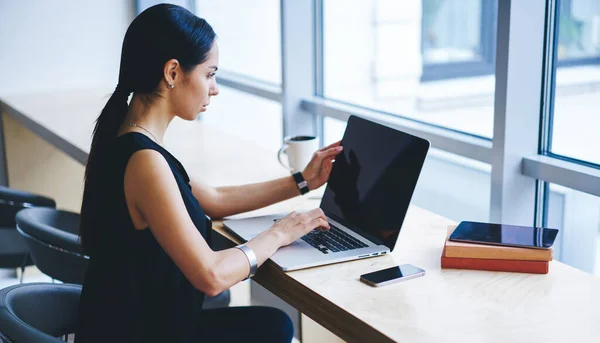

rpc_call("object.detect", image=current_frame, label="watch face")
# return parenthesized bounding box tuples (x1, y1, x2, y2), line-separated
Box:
(292, 172, 309, 194)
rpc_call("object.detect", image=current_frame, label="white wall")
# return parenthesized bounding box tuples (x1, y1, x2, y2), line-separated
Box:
(0, 0, 134, 95)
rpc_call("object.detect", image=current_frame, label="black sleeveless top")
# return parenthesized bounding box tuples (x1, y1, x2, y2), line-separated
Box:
(76, 132, 207, 343)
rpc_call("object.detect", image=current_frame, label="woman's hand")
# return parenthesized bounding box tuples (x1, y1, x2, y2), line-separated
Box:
(302, 141, 343, 191)
(270, 208, 330, 246)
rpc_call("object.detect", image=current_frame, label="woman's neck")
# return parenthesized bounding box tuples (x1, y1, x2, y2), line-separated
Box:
(120, 94, 174, 145)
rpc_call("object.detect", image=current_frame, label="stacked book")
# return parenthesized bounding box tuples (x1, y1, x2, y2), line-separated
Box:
(441, 226, 552, 274)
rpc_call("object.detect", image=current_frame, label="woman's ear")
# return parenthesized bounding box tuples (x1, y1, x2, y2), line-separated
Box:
(163, 59, 180, 84)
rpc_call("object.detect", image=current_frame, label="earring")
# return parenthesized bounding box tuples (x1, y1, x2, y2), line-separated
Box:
(168, 83, 175, 89)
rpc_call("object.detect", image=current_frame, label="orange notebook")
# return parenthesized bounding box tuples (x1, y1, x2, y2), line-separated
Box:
(441, 248, 549, 274)
(444, 226, 553, 261)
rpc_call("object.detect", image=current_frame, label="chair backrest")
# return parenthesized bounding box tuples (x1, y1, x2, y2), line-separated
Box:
(0, 283, 81, 343)
(0, 187, 56, 227)
(16, 208, 88, 284)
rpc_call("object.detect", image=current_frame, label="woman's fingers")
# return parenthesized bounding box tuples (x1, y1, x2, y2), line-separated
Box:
(303, 208, 329, 231)
(304, 217, 329, 233)
(325, 146, 343, 156)
(275, 209, 332, 245)
(318, 141, 342, 153)
(315, 146, 343, 163)
(321, 140, 341, 151)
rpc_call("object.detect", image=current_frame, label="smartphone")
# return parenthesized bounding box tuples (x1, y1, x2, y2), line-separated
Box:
(360, 264, 425, 287)
(449, 221, 559, 249)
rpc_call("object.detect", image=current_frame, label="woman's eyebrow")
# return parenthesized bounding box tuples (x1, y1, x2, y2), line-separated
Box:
(208, 66, 218, 71)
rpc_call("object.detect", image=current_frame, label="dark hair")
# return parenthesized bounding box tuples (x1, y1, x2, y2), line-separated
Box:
(80, 4, 216, 255)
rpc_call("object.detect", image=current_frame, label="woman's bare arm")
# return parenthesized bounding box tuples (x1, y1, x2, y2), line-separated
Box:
(189, 176, 300, 219)
(124, 150, 328, 296)
(188, 142, 342, 218)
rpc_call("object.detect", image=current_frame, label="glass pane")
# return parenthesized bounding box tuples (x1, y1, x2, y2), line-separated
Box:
(194, 0, 281, 85)
(544, 183, 600, 275)
(557, 0, 600, 60)
(423, 0, 483, 64)
(323, 0, 497, 138)
(550, 0, 600, 165)
(324, 116, 490, 222)
(201, 85, 282, 153)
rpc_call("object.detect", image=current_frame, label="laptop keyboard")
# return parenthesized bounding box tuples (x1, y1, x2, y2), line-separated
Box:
(301, 223, 368, 254)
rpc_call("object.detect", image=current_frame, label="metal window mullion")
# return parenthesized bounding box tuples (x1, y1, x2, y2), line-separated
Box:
(544, 0, 560, 156)
(280, 0, 318, 139)
(302, 98, 493, 163)
(217, 72, 283, 103)
(523, 155, 600, 197)
(490, 0, 548, 225)
(314, 0, 325, 146)
(536, 0, 560, 226)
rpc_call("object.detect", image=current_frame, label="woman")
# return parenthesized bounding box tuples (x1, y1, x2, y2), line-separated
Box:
(75, 4, 342, 343)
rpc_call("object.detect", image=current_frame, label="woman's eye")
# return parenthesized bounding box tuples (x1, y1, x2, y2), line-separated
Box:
(208, 73, 216, 79)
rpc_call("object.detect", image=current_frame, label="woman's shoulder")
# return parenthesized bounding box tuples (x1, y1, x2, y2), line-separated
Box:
(116, 132, 190, 183)
(126, 148, 172, 178)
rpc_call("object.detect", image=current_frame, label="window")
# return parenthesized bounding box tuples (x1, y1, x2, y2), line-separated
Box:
(201, 86, 282, 153)
(421, 0, 497, 81)
(194, 0, 281, 85)
(323, 116, 490, 222)
(536, 0, 600, 275)
(542, 183, 600, 275)
(192, 1, 283, 156)
(548, 0, 600, 166)
(322, 0, 498, 139)
(556, 0, 600, 64)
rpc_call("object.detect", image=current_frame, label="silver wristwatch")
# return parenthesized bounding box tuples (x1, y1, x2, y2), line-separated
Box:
(235, 244, 258, 279)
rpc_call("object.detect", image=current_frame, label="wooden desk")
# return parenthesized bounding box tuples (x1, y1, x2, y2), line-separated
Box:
(1, 90, 600, 342)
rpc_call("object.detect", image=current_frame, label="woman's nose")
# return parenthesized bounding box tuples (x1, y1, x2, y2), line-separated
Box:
(210, 84, 219, 96)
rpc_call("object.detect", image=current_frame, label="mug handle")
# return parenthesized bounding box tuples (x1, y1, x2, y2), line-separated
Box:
(278, 144, 293, 171)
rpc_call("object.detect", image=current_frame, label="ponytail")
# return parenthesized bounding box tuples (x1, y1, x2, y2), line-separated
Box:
(79, 86, 130, 255)
(92, 86, 130, 150)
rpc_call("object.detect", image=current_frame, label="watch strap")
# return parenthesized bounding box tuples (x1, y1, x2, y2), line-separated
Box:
(292, 172, 310, 195)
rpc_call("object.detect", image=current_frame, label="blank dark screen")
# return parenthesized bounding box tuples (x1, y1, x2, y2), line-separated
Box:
(450, 221, 559, 248)
(320, 116, 429, 250)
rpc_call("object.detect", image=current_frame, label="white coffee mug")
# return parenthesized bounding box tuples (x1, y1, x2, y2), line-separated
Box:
(278, 135, 318, 173)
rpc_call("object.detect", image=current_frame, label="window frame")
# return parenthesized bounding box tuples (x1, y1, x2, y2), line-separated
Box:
(420, 0, 499, 82)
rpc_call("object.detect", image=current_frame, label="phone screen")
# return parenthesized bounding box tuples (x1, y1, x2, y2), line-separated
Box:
(361, 264, 425, 285)
(450, 221, 559, 249)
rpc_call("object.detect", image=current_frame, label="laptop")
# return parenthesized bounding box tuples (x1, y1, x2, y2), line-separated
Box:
(224, 115, 430, 271)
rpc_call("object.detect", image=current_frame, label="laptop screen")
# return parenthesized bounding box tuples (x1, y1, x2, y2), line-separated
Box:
(320, 116, 430, 250)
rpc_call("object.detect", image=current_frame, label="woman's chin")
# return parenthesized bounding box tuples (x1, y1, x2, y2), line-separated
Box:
(194, 107, 207, 118)
(178, 112, 202, 121)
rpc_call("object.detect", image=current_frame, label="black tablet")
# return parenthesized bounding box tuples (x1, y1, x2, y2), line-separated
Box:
(449, 221, 559, 249)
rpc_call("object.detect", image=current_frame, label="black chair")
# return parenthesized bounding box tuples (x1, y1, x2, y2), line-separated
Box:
(15, 208, 230, 308)
(0, 283, 81, 343)
(0, 186, 56, 281)
(16, 208, 87, 284)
